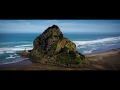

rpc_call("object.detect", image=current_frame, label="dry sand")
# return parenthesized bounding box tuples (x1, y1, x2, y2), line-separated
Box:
(0, 48, 120, 70)
(85, 48, 120, 70)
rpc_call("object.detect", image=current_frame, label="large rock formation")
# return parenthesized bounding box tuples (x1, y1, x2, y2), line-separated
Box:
(30, 25, 85, 65)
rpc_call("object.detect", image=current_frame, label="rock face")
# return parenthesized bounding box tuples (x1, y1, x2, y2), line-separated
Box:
(30, 25, 85, 65)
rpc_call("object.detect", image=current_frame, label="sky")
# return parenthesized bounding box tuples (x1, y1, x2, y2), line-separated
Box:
(0, 20, 120, 33)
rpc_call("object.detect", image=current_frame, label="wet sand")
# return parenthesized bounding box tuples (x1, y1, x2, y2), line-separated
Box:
(0, 48, 120, 70)
(0, 59, 32, 70)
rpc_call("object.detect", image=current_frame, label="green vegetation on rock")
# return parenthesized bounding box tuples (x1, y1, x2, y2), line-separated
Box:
(30, 25, 85, 66)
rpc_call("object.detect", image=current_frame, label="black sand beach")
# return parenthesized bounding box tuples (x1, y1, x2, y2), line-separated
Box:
(0, 59, 32, 70)
(0, 48, 120, 70)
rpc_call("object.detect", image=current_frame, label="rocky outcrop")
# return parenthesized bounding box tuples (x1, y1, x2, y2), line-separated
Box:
(18, 48, 30, 57)
(30, 25, 85, 65)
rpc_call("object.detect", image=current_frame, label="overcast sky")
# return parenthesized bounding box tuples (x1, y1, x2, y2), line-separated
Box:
(0, 20, 120, 33)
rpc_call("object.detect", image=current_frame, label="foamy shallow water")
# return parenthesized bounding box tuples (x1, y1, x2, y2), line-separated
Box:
(0, 53, 30, 65)
(0, 59, 32, 68)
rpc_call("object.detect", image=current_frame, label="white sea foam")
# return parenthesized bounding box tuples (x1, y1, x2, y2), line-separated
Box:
(83, 50, 92, 54)
(21, 44, 33, 47)
(5, 51, 15, 53)
(6, 56, 15, 59)
(73, 36, 120, 46)
(76, 45, 87, 49)
(107, 44, 117, 46)
(0, 51, 4, 54)
(0, 47, 33, 54)
(14, 44, 33, 47)
(83, 47, 97, 54)
(79, 46, 86, 48)
(0, 50, 4, 54)
(0, 58, 29, 65)
(14, 53, 17, 55)
(6, 54, 14, 59)
(14, 46, 21, 47)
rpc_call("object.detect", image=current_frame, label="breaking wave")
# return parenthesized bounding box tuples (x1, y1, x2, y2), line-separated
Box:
(73, 36, 120, 54)
(0, 44, 33, 54)
(73, 36, 120, 47)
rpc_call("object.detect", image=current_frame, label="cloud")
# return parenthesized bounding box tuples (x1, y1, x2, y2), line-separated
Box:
(0, 21, 48, 33)
(0, 20, 120, 33)
(58, 22, 77, 26)
(44, 21, 120, 28)
(44, 20, 78, 26)
(44, 20, 58, 23)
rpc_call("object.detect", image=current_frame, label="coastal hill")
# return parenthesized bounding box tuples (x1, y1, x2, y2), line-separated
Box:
(30, 25, 85, 66)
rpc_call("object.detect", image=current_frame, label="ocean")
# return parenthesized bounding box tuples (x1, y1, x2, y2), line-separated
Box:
(0, 32, 120, 65)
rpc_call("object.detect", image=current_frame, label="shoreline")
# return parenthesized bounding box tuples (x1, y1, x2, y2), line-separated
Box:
(0, 59, 32, 70)
(85, 48, 120, 57)
(0, 48, 120, 70)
